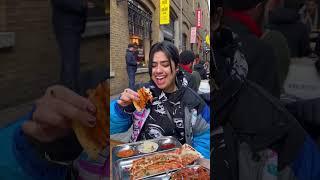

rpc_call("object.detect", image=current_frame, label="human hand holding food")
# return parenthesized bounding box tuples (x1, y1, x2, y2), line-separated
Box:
(117, 88, 140, 107)
(22, 85, 96, 143)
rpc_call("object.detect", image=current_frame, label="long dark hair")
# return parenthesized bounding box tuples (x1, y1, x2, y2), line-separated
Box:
(148, 41, 180, 76)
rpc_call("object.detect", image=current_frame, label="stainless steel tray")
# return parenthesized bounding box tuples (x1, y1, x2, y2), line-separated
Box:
(113, 148, 182, 180)
(112, 136, 182, 161)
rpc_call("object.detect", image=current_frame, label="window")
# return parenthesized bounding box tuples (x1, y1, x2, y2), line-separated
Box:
(128, 0, 152, 39)
(182, 33, 187, 51)
(128, 0, 152, 68)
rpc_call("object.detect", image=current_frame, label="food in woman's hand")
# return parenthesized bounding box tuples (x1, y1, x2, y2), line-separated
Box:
(137, 141, 159, 153)
(72, 81, 109, 160)
(133, 87, 153, 112)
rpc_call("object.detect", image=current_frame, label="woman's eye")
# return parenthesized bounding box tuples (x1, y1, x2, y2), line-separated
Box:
(152, 63, 157, 68)
(161, 62, 170, 67)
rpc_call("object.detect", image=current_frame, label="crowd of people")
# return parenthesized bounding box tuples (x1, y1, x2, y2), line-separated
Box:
(125, 43, 209, 93)
(212, 0, 320, 179)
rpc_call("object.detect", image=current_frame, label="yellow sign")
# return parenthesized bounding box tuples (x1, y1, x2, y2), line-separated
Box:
(206, 34, 210, 45)
(160, 0, 170, 25)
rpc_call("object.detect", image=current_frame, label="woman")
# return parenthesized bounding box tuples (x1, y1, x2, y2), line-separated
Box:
(110, 41, 210, 159)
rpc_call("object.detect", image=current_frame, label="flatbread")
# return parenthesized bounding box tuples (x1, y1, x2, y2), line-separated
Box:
(72, 81, 109, 160)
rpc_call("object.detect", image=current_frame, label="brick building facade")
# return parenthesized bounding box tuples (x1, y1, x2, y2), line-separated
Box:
(0, 0, 108, 110)
(110, 0, 210, 95)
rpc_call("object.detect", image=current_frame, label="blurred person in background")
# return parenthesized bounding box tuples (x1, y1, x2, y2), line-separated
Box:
(300, 0, 320, 31)
(224, 0, 281, 98)
(51, 0, 88, 93)
(178, 50, 199, 92)
(126, 44, 138, 90)
(193, 54, 208, 80)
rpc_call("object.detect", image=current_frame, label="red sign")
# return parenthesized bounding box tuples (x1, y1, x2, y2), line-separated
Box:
(196, 9, 202, 28)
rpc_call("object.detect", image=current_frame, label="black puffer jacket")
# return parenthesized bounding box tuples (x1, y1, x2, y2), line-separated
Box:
(224, 17, 280, 98)
(194, 64, 207, 80)
(212, 27, 307, 180)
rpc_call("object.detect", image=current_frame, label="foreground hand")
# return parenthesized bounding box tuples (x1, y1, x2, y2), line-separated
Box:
(22, 85, 96, 142)
(117, 88, 139, 107)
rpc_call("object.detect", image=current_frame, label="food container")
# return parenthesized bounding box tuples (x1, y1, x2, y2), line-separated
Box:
(112, 136, 181, 161)
(113, 148, 181, 180)
(112, 137, 204, 180)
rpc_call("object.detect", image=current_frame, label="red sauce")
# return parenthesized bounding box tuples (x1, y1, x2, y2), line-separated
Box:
(117, 149, 136, 158)
(160, 143, 175, 149)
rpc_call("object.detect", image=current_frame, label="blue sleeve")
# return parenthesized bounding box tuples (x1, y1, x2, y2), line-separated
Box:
(192, 129, 210, 159)
(110, 100, 133, 135)
(291, 136, 320, 180)
(201, 104, 210, 124)
(0, 110, 67, 180)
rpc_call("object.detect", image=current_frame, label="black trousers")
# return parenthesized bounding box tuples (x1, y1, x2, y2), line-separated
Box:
(55, 30, 81, 93)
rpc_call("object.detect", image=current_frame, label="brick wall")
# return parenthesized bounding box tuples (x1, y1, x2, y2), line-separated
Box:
(0, 1, 107, 110)
(110, 0, 209, 95)
(110, 0, 154, 95)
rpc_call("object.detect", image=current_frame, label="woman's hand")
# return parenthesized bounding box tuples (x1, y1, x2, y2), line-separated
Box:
(22, 85, 96, 142)
(117, 88, 139, 107)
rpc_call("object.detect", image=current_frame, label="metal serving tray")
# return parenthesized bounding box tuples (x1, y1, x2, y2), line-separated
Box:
(113, 148, 182, 180)
(112, 136, 182, 161)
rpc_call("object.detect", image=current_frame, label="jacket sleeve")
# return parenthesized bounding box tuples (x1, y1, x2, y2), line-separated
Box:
(51, 0, 86, 14)
(192, 105, 210, 159)
(291, 135, 320, 180)
(0, 110, 67, 180)
(192, 129, 210, 159)
(110, 100, 133, 134)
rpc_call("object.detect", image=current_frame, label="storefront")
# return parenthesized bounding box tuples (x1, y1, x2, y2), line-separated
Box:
(128, 0, 152, 68)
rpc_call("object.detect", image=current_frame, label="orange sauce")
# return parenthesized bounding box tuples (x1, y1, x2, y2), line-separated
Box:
(117, 149, 136, 158)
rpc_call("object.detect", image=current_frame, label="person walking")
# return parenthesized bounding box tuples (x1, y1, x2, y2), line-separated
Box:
(126, 44, 138, 90)
(51, 0, 88, 93)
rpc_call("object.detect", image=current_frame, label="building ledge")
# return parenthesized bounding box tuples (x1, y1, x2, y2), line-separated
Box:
(136, 68, 148, 74)
(0, 32, 15, 48)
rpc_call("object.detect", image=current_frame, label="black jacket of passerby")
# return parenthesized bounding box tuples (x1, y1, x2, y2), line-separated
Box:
(268, 8, 311, 58)
(126, 49, 137, 71)
(212, 27, 307, 180)
(224, 16, 280, 98)
(194, 63, 207, 80)
(51, 0, 87, 34)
